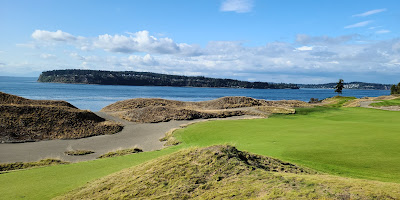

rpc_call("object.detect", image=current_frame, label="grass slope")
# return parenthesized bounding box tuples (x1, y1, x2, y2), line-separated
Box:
(175, 107, 400, 183)
(58, 146, 400, 200)
(322, 96, 357, 107)
(0, 148, 178, 200)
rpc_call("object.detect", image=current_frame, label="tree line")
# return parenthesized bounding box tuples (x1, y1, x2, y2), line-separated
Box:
(38, 69, 299, 89)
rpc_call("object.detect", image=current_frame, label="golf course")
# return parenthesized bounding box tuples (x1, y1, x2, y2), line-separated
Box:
(1, 97, 400, 199)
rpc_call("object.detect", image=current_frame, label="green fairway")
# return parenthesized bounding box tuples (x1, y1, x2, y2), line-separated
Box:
(2, 106, 400, 199)
(370, 97, 400, 107)
(175, 107, 400, 183)
(0, 148, 179, 200)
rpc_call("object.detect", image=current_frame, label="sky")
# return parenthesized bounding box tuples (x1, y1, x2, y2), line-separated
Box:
(0, 0, 399, 84)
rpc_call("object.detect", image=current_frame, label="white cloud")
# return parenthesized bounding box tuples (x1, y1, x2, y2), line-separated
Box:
(392, 42, 400, 52)
(296, 34, 358, 45)
(220, 0, 254, 13)
(368, 26, 382, 30)
(32, 30, 200, 55)
(16, 42, 38, 49)
(344, 21, 373, 29)
(24, 30, 400, 83)
(40, 53, 56, 59)
(296, 46, 313, 51)
(376, 29, 390, 34)
(70, 52, 84, 60)
(353, 9, 386, 17)
(128, 54, 158, 66)
(94, 31, 180, 54)
(32, 30, 77, 41)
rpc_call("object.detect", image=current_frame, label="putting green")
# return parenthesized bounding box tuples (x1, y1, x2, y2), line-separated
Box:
(175, 107, 400, 183)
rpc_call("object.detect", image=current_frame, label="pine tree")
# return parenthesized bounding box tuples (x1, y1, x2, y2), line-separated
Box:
(334, 79, 344, 95)
(391, 85, 396, 95)
(397, 83, 400, 94)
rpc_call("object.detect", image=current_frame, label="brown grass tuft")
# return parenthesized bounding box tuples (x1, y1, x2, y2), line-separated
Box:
(98, 147, 143, 159)
(0, 158, 68, 172)
(64, 150, 95, 156)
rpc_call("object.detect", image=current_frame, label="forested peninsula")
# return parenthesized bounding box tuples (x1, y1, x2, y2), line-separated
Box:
(38, 69, 299, 89)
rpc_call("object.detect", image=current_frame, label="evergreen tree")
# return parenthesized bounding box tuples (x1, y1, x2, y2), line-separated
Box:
(334, 79, 344, 95)
(397, 83, 400, 94)
(391, 84, 396, 95)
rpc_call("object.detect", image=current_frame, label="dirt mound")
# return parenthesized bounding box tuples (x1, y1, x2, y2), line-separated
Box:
(195, 96, 265, 109)
(102, 96, 311, 123)
(0, 92, 123, 143)
(261, 99, 312, 107)
(256, 106, 295, 114)
(102, 98, 185, 111)
(196, 97, 311, 109)
(0, 92, 76, 108)
(58, 145, 400, 200)
(58, 145, 316, 199)
(117, 106, 246, 123)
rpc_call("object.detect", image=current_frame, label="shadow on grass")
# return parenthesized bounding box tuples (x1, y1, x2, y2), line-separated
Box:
(294, 106, 340, 115)
(270, 106, 339, 118)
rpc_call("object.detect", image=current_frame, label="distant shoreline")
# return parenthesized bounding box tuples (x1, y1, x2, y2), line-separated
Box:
(37, 69, 300, 89)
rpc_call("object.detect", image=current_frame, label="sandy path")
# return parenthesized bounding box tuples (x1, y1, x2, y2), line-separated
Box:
(359, 100, 400, 111)
(0, 113, 258, 163)
(359, 101, 377, 108)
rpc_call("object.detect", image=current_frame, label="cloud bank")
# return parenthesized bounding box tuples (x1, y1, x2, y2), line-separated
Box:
(27, 30, 400, 84)
(32, 30, 201, 56)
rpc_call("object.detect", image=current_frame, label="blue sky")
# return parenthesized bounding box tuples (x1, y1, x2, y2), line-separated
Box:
(0, 0, 399, 84)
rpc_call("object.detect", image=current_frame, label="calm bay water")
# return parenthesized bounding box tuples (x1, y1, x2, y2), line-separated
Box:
(0, 76, 390, 111)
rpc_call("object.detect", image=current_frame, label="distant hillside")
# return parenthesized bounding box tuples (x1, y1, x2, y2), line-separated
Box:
(0, 92, 122, 143)
(38, 69, 299, 89)
(299, 82, 391, 90)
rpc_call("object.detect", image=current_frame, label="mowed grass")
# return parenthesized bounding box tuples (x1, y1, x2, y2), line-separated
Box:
(0, 147, 178, 200)
(2, 106, 400, 199)
(175, 107, 400, 183)
(370, 97, 400, 107)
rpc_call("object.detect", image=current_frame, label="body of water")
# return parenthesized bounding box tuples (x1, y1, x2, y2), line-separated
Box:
(0, 76, 390, 111)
